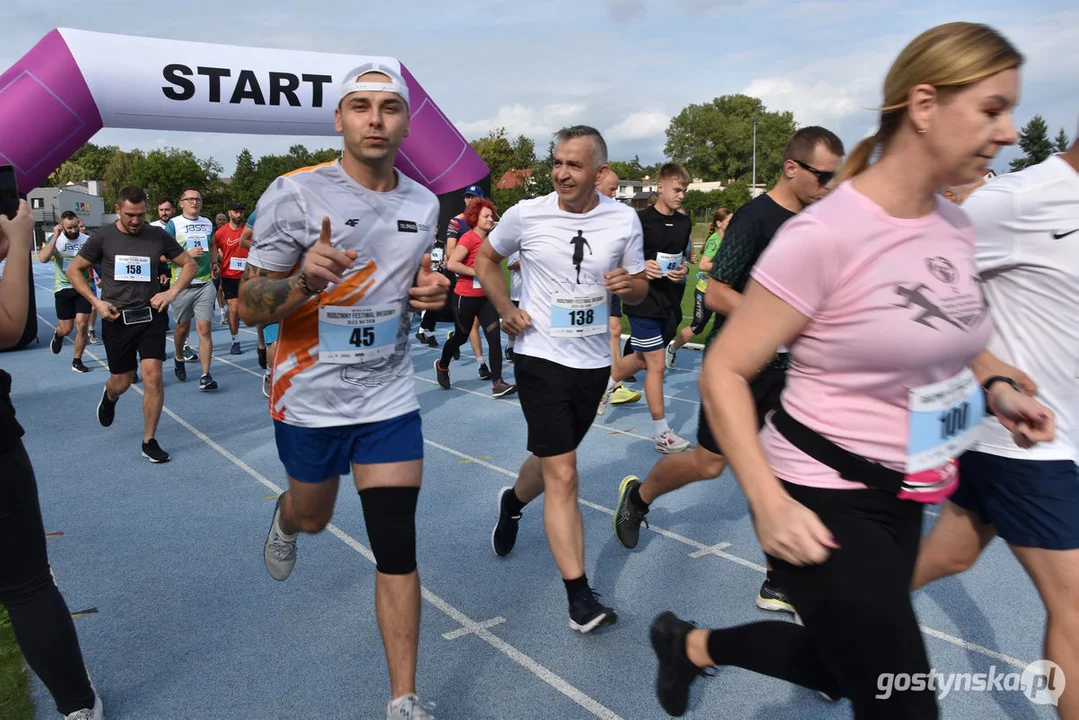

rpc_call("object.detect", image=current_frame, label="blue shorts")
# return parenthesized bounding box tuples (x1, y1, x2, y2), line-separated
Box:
(951, 451, 1079, 550)
(263, 323, 279, 344)
(273, 410, 423, 483)
(628, 316, 665, 353)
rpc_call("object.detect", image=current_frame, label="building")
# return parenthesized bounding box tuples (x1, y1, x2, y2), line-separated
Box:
(27, 182, 105, 245)
(496, 168, 534, 190)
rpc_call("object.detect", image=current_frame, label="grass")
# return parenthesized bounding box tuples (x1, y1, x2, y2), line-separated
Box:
(0, 608, 33, 720)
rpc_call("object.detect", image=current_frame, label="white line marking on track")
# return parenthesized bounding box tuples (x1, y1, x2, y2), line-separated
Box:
(442, 616, 506, 640)
(34, 314, 623, 720)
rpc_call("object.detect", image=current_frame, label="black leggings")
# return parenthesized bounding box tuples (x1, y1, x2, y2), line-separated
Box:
(440, 294, 503, 381)
(705, 482, 935, 719)
(0, 440, 95, 715)
(688, 288, 714, 335)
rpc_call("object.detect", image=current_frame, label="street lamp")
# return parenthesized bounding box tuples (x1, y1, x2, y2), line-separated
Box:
(752, 119, 758, 196)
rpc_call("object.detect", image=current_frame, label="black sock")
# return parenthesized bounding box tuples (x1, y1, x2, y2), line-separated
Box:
(502, 488, 526, 517)
(629, 483, 650, 512)
(563, 574, 589, 603)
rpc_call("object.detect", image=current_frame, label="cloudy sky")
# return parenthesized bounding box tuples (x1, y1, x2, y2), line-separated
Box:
(4, 0, 1077, 178)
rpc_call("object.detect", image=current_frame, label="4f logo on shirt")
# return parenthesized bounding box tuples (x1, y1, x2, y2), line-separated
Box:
(344, 218, 360, 227)
(570, 230, 592, 284)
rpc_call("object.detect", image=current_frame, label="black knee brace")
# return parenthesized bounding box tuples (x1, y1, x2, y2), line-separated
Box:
(358, 486, 419, 575)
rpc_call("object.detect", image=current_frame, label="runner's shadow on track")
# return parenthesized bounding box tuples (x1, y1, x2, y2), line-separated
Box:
(920, 580, 1043, 720)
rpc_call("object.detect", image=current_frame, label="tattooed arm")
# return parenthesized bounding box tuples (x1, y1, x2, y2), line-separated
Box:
(237, 263, 310, 326)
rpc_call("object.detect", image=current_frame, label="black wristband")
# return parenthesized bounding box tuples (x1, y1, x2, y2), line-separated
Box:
(983, 375, 1021, 416)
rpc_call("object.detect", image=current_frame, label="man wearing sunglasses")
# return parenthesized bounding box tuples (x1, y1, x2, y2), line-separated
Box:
(612, 126, 844, 615)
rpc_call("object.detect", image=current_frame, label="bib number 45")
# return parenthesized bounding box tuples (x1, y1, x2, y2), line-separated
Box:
(349, 327, 375, 347)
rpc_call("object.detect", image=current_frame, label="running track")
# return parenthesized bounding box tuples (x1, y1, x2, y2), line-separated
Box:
(13, 262, 1055, 719)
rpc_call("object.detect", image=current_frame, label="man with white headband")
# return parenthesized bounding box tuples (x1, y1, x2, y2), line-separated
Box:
(239, 61, 449, 720)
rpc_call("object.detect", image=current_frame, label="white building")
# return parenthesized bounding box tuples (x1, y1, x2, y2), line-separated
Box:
(27, 182, 105, 246)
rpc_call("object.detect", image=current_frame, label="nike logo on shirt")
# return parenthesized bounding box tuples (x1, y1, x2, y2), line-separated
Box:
(1052, 229, 1078, 239)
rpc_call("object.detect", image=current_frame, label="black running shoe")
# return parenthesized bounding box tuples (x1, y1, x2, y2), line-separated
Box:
(141, 438, 170, 463)
(257, 346, 267, 370)
(756, 578, 795, 614)
(491, 380, 516, 398)
(491, 487, 520, 557)
(478, 363, 491, 381)
(199, 374, 218, 391)
(651, 611, 707, 716)
(50, 333, 63, 354)
(614, 475, 649, 549)
(568, 587, 617, 634)
(97, 387, 116, 427)
(425, 334, 438, 348)
(434, 360, 450, 389)
(504, 347, 514, 364)
(174, 359, 186, 382)
(71, 358, 90, 373)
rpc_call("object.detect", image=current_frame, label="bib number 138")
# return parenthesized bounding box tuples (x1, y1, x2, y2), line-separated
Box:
(569, 309, 595, 326)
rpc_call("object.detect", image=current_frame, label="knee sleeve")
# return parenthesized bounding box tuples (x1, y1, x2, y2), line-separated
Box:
(358, 487, 419, 575)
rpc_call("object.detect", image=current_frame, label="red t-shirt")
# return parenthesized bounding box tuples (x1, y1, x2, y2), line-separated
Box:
(214, 223, 248, 279)
(452, 230, 486, 297)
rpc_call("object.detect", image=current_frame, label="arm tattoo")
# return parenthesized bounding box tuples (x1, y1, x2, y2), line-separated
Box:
(242, 263, 301, 314)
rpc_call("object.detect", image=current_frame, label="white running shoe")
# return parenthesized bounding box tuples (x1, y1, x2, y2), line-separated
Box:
(654, 429, 690, 454)
(665, 340, 677, 370)
(264, 494, 297, 581)
(64, 693, 103, 720)
(387, 693, 436, 719)
(596, 389, 611, 416)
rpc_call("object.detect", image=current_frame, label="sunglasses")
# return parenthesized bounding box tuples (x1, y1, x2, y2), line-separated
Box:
(794, 160, 835, 187)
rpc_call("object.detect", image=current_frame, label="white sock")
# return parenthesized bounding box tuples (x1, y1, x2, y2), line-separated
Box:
(231, 335, 238, 343)
(275, 516, 297, 541)
(653, 418, 670, 437)
(605, 377, 616, 394)
(507, 340, 514, 349)
(476, 356, 484, 365)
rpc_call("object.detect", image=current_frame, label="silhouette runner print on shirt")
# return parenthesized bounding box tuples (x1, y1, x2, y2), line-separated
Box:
(570, 230, 592, 284)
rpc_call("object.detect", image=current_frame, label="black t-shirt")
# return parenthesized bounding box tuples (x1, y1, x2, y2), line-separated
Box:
(0, 370, 25, 453)
(79, 223, 184, 311)
(627, 206, 692, 319)
(707, 193, 796, 365)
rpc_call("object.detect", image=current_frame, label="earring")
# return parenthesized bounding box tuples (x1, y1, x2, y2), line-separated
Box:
(917, 128, 927, 134)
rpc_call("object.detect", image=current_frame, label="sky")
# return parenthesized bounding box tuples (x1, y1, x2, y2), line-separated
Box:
(3, 0, 1077, 180)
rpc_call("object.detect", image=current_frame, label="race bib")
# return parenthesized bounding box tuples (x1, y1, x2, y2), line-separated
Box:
(656, 252, 682, 275)
(115, 255, 151, 282)
(61, 256, 73, 271)
(472, 275, 483, 290)
(901, 368, 985, 502)
(317, 303, 400, 364)
(550, 292, 607, 338)
(229, 257, 247, 272)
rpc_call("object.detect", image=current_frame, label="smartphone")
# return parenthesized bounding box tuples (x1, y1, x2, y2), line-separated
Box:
(0, 165, 18, 220)
(122, 307, 153, 325)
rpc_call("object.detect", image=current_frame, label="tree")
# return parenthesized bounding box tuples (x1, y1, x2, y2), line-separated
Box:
(67, 143, 119, 180)
(1054, 128, 1071, 154)
(101, 149, 146, 207)
(228, 148, 259, 211)
(470, 128, 536, 191)
(50, 161, 91, 186)
(1009, 115, 1053, 172)
(127, 147, 217, 213)
(664, 95, 796, 184)
(529, 141, 555, 198)
(608, 156, 645, 180)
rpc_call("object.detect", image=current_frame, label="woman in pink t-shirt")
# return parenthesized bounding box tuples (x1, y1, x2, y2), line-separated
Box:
(649, 22, 1056, 719)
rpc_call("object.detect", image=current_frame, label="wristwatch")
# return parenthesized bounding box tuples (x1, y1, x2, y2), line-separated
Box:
(983, 375, 1021, 416)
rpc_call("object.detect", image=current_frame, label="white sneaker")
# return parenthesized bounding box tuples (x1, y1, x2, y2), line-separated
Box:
(262, 371, 271, 399)
(655, 429, 690, 454)
(264, 494, 297, 581)
(596, 389, 611, 416)
(387, 693, 436, 719)
(65, 693, 103, 720)
(665, 340, 677, 370)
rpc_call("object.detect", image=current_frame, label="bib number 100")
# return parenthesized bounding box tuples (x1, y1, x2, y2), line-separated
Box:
(349, 328, 375, 347)
(938, 402, 970, 441)
(570, 309, 595, 326)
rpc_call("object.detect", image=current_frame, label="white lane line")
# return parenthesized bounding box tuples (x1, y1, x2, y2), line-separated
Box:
(442, 616, 506, 641)
(35, 315, 623, 720)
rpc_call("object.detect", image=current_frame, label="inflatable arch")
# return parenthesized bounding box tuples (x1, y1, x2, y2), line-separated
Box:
(0, 28, 490, 222)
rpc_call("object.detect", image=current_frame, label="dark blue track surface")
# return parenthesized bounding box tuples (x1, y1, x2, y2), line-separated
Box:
(14, 263, 1053, 719)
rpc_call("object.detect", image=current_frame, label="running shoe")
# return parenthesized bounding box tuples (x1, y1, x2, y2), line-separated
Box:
(141, 439, 170, 464)
(386, 694, 436, 720)
(63, 692, 103, 720)
(491, 380, 516, 398)
(596, 389, 611, 416)
(71, 358, 90, 373)
(262, 371, 271, 398)
(50, 333, 63, 354)
(491, 487, 521, 557)
(655, 429, 690, 454)
(434, 360, 450, 389)
(183, 345, 199, 362)
(96, 387, 116, 427)
(264, 493, 297, 581)
(614, 475, 649, 549)
(425, 334, 439, 348)
(199, 374, 218, 391)
(650, 611, 708, 716)
(229, 341, 242, 355)
(610, 386, 641, 404)
(756, 579, 795, 614)
(87, 329, 98, 345)
(478, 363, 491, 381)
(174, 359, 187, 382)
(257, 346, 267, 369)
(504, 347, 514, 364)
(568, 587, 617, 633)
(665, 340, 678, 370)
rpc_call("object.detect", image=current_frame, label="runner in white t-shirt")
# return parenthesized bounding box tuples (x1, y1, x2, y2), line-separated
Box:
(474, 125, 648, 633)
(38, 211, 92, 372)
(238, 63, 448, 720)
(913, 144, 1079, 716)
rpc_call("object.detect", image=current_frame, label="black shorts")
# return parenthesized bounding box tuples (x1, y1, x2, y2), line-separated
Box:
(697, 366, 786, 455)
(101, 310, 168, 375)
(220, 277, 240, 301)
(54, 288, 91, 321)
(515, 354, 610, 457)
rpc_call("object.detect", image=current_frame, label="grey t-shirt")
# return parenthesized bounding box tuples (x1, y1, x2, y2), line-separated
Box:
(79, 223, 184, 311)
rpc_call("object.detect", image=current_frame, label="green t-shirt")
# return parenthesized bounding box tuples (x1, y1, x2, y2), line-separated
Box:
(166, 216, 215, 284)
(695, 232, 722, 292)
(51, 232, 92, 291)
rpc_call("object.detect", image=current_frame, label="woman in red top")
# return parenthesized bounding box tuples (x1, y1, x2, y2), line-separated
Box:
(434, 198, 516, 398)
